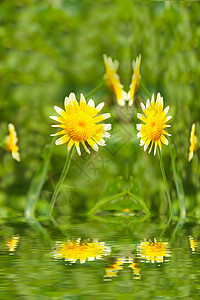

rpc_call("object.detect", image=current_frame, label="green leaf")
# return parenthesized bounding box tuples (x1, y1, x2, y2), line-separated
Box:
(25, 139, 55, 218)
(170, 143, 186, 218)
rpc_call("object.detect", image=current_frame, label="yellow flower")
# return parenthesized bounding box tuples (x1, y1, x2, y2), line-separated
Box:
(5, 123, 20, 161)
(138, 239, 170, 263)
(50, 93, 111, 156)
(189, 236, 196, 252)
(103, 54, 128, 106)
(137, 93, 172, 155)
(7, 235, 19, 253)
(53, 239, 111, 264)
(127, 54, 141, 106)
(189, 123, 197, 162)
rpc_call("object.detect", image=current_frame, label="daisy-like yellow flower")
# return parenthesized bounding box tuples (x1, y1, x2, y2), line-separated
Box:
(189, 123, 197, 162)
(5, 123, 20, 161)
(7, 235, 19, 253)
(103, 54, 128, 107)
(137, 93, 172, 155)
(50, 93, 111, 156)
(53, 239, 111, 264)
(127, 54, 141, 106)
(137, 239, 170, 263)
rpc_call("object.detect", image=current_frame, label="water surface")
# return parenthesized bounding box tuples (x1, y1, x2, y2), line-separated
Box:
(0, 216, 199, 299)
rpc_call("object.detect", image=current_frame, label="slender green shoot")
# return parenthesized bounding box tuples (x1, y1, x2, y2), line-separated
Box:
(85, 81, 104, 99)
(87, 191, 127, 216)
(25, 139, 55, 219)
(140, 81, 151, 99)
(88, 189, 150, 216)
(48, 146, 74, 217)
(158, 216, 172, 239)
(170, 142, 186, 218)
(128, 191, 150, 216)
(158, 149, 173, 217)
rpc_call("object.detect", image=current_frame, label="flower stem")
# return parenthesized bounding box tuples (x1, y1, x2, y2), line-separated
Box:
(170, 142, 186, 219)
(158, 149, 173, 217)
(140, 81, 151, 99)
(48, 146, 74, 217)
(25, 139, 55, 219)
(86, 81, 104, 99)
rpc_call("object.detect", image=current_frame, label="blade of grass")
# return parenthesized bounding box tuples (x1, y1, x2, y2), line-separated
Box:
(26, 217, 52, 241)
(87, 191, 127, 216)
(127, 191, 150, 216)
(171, 218, 185, 242)
(87, 189, 150, 216)
(25, 139, 55, 218)
(85, 81, 104, 99)
(48, 146, 74, 217)
(140, 80, 151, 99)
(158, 149, 173, 217)
(170, 143, 186, 218)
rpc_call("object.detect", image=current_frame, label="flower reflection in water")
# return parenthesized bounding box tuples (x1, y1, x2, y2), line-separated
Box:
(138, 239, 170, 263)
(189, 236, 196, 253)
(104, 258, 124, 278)
(104, 257, 141, 280)
(7, 235, 19, 254)
(53, 238, 111, 264)
(128, 258, 141, 280)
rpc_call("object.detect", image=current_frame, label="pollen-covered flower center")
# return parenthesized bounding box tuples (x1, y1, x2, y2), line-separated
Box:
(78, 121, 86, 127)
(64, 111, 97, 141)
(145, 114, 164, 142)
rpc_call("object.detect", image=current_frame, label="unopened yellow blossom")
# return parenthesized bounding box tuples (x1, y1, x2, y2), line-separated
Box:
(137, 93, 172, 155)
(53, 239, 111, 264)
(103, 54, 128, 106)
(189, 124, 197, 162)
(50, 93, 111, 156)
(138, 239, 170, 263)
(7, 235, 19, 253)
(5, 123, 20, 161)
(127, 54, 141, 106)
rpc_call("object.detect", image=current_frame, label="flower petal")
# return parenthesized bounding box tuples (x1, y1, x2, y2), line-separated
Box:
(55, 135, 70, 145)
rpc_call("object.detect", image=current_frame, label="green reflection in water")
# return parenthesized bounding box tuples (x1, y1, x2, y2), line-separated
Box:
(0, 217, 200, 299)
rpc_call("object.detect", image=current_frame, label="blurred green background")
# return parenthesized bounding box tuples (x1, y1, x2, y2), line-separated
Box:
(0, 0, 200, 218)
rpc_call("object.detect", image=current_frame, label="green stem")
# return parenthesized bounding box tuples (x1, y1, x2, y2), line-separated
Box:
(158, 149, 173, 217)
(25, 139, 55, 219)
(86, 81, 104, 99)
(158, 216, 172, 239)
(49, 215, 68, 237)
(87, 191, 127, 216)
(140, 81, 151, 99)
(48, 146, 74, 217)
(128, 191, 150, 216)
(171, 218, 185, 242)
(170, 142, 186, 219)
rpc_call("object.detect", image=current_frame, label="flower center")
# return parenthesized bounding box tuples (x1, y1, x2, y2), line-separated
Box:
(145, 114, 164, 142)
(64, 111, 97, 141)
(78, 121, 86, 127)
